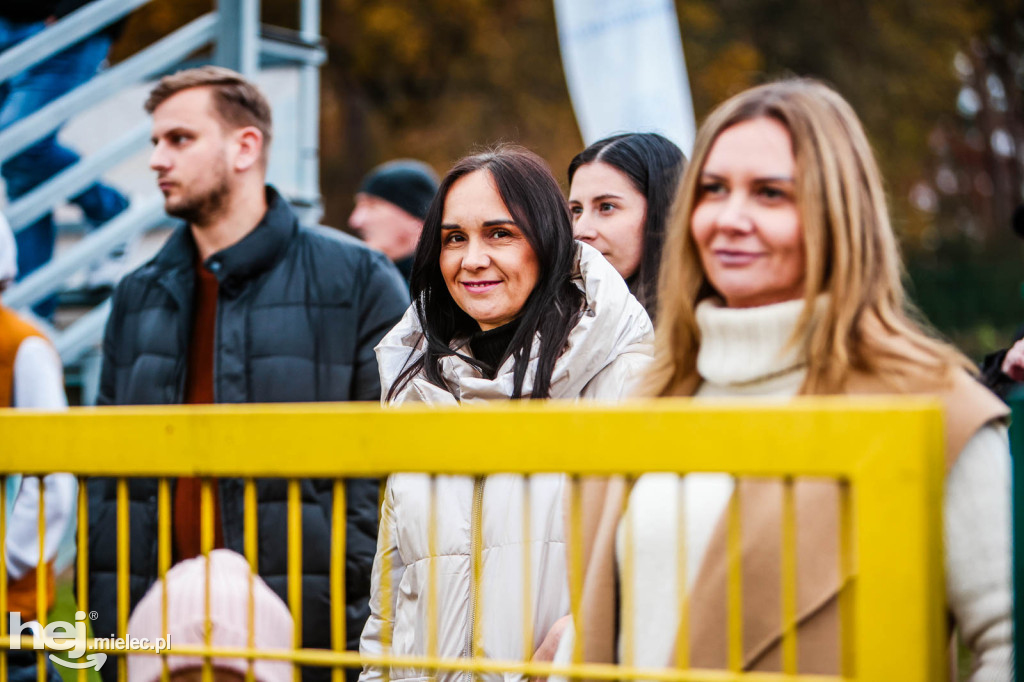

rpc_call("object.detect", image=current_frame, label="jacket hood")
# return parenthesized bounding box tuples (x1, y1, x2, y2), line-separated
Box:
(376, 242, 653, 404)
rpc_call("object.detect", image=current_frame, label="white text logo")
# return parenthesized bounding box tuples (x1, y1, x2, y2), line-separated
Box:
(9, 611, 171, 671)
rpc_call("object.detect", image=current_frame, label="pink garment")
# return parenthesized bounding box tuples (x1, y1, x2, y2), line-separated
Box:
(126, 549, 294, 682)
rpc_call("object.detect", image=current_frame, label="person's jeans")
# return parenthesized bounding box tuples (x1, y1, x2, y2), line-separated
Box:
(0, 18, 129, 318)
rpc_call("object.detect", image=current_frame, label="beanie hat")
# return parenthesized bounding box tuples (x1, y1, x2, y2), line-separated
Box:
(127, 549, 294, 682)
(359, 159, 439, 220)
(0, 213, 17, 284)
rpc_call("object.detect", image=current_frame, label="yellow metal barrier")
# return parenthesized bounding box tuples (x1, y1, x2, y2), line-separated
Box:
(0, 397, 947, 682)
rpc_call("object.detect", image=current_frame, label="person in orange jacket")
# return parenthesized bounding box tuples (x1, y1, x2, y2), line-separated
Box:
(0, 213, 75, 622)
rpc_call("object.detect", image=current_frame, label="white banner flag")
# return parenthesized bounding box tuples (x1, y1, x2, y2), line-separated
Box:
(554, 0, 696, 154)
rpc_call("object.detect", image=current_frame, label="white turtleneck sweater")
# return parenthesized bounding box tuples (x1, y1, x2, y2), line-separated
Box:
(618, 298, 1012, 681)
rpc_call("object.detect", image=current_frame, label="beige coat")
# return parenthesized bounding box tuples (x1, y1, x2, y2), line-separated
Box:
(575, 369, 1008, 674)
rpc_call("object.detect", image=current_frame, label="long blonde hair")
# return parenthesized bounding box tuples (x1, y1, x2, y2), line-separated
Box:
(645, 78, 972, 396)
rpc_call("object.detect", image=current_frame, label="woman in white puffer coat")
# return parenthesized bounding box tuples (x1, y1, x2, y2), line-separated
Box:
(359, 146, 654, 682)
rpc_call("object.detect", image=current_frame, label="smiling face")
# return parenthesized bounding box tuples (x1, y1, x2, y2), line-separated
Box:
(439, 169, 541, 331)
(568, 161, 647, 280)
(691, 117, 805, 308)
(149, 87, 238, 225)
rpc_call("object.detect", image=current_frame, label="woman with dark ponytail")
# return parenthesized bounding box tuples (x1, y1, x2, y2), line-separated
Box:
(360, 146, 653, 682)
(568, 132, 685, 317)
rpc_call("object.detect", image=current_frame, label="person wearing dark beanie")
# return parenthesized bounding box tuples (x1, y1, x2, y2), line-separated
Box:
(349, 159, 439, 282)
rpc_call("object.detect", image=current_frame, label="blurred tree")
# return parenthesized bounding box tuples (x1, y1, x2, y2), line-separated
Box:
(675, 0, 992, 244)
(110, 0, 1022, 355)
(917, 3, 1023, 248)
(109, 0, 207, 62)
(672, 0, 1022, 356)
(319, 0, 581, 223)
(903, 2, 1024, 357)
(111, 0, 1004, 240)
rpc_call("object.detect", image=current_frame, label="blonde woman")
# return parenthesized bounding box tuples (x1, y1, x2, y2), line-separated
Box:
(571, 79, 1012, 679)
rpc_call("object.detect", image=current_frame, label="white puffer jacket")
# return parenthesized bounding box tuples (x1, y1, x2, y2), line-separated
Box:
(359, 243, 653, 682)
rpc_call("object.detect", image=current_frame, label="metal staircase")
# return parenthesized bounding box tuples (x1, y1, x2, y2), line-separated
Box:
(0, 0, 325, 404)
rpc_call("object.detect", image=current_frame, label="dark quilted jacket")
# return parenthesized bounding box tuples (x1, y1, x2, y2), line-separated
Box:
(89, 186, 409, 681)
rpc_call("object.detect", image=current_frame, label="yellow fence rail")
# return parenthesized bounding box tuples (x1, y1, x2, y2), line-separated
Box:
(0, 397, 947, 682)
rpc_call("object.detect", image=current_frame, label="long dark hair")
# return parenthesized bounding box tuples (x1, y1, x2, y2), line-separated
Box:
(387, 146, 585, 401)
(568, 132, 685, 315)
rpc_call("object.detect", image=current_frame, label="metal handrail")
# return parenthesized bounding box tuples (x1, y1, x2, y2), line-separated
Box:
(260, 37, 327, 66)
(0, 0, 151, 83)
(0, 13, 218, 165)
(5, 121, 151, 232)
(4, 195, 171, 310)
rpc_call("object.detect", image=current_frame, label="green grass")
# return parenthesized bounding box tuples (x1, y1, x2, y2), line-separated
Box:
(47, 571, 101, 682)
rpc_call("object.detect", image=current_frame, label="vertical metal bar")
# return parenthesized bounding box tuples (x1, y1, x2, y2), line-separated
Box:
(215, 0, 260, 76)
(247, 561, 255, 682)
(117, 478, 130, 682)
(470, 476, 485, 677)
(838, 480, 856, 677)
(157, 480, 172, 572)
(568, 475, 584, 666)
(201, 479, 214, 682)
(288, 479, 303, 682)
(201, 478, 215, 557)
(674, 475, 688, 670)
(780, 478, 797, 674)
(620, 476, 635, 669)
(379, 483, 393, 682)
(521, 475, 533, 662)
(76, 478, 88, 682)
(297, 0, 322, 216)
(426, 476, 439, 661)
(244, 479, 258, 571)
(36, 477, 47, 625)
(1, 476, 7, 682)
(726, 480, 743, 672)
(201, 555, 212, 682)
(852, 408, 944, 681)
(331, 480, 346, 682)
(158, 479, 171, 682)
(299, 0, 319, 49)
(244, 478, 258, 682)
(80, 349, 104, 407)
(36, 477, 47, 682)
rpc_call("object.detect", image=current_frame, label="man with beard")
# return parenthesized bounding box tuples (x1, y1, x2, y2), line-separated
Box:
(90, 66, 409, 682)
